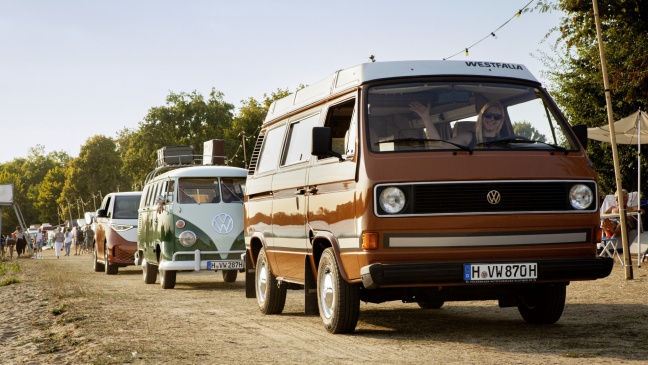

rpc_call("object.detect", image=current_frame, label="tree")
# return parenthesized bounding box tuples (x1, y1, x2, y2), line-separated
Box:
(60, 136, 123, 222)
(227, 89, 291, 168)
(537, 0, 648, 194)
(0, 147, 71, 231)
(121, 89, 236, 185)
(513, 121, 547, 142)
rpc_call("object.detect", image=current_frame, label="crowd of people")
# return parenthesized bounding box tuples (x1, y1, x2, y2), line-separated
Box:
(0, 224, 94, 260)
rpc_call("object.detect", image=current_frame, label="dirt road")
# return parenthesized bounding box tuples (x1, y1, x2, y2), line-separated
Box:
(2, 249, 648, 364)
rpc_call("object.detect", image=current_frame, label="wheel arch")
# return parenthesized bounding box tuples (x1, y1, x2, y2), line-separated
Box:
(310, 230, 351, 282)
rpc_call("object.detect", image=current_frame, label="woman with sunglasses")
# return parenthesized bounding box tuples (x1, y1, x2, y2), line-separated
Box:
(409, 100, 512, 148)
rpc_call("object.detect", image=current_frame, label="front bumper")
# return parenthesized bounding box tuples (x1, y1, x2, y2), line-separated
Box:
(156, 249, 245, 271)
(360, 257, 614, 290)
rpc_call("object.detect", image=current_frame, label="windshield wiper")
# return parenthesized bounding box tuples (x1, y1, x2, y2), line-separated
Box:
(376, 138, 472, 152)
(476, 137, 569, 153)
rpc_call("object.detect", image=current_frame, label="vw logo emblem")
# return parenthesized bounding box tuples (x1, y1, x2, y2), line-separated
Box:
(212, 213, 234, 234)
(486, 190, 501, 205)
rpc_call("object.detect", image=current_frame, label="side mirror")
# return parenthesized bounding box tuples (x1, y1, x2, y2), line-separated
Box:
(312, 127, 343, 161)
(96, 209, 107, 218)
(572, 124, 588, 149)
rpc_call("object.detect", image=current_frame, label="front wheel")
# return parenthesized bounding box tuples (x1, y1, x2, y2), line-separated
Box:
(255, 248, 286, 314)
(222, 270, 238, 283)
(160, 268, 176, 289)
(93, 247, 104, 272)
(517, 284, 566, 324)
(317, 248, 360, 334)
(143, 260, 158, 284)
(104, 246, 118, 275)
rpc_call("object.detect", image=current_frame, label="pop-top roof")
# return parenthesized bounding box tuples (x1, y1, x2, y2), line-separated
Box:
(264, 60, 538, 125)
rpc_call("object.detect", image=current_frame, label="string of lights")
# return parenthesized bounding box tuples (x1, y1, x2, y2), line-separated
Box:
(225, 125, 261, 166)
(443, 0, 533, 60)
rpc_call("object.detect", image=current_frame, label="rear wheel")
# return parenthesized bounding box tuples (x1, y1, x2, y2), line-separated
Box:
(143, 260, 158, 284)
(517, 284, 566, 324)
(93, 247, 104, 272)
(160, 268, 176, 289)
(222, 270, 238, 283)
(104, 246, 118, 275)
(317, 248, 360, 334)
(417, 298, 445, 309)
(255, 248, 286, 314)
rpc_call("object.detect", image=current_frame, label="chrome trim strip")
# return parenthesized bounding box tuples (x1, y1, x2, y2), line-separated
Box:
(386, 232, 588, 248)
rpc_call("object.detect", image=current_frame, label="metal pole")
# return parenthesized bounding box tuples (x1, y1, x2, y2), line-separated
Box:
(592, 0, 633, 279)
(637, 110, 642, 268)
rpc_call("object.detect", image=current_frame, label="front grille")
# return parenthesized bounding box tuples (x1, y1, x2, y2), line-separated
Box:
(114, 245, 135, 264)
(376, 180, 597, 216)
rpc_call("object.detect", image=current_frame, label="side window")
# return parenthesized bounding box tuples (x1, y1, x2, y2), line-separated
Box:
(221, 177, 245, 203)
(323, 99, 355, 156)
(166, 180, 175, 203)
(104, 197, 113, 217)
(256, 124, 287, 174)
(282, 113, 320, 166)
(140, 185, 150, 209)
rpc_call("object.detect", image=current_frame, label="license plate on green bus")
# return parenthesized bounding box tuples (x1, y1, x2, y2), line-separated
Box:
(207, 260, 243, 270)
(464, 263, 537, 283)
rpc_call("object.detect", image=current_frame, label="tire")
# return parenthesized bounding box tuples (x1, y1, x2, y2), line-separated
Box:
(517, 284, 566, 324)
(105, 246, 118, 275)
(255, 248, 286, 314)
(222, 270, 238, 283)
(143, 260, 158, 284)
(160, 268, 176, 289)
(93, 246, 104, 272)
(417, 298, 445, 309)
(317, 248, 360, 334)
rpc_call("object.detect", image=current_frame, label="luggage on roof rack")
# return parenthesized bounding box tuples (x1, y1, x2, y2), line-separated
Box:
(156, 146, 194, 167)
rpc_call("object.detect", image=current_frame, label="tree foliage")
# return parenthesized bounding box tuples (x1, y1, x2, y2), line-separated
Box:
(538, 0, 648, 194)
(121, 89, 235, 186)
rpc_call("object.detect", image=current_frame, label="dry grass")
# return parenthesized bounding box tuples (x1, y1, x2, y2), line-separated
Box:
(2, 251, 648, 364)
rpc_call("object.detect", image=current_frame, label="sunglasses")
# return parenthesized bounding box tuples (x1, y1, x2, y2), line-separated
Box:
(483, 112, 502, 121)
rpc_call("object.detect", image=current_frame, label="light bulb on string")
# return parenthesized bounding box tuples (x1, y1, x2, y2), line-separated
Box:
(516, 10, 521, 18)
(465, 48, 469, 56)
(491, 32, 497, 39)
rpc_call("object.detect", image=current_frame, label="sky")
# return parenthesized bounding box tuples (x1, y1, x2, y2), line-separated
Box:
(0, 1, 565, 164)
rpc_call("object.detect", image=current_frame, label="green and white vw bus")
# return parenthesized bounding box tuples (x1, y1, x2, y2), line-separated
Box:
(136, 163, 247, 289)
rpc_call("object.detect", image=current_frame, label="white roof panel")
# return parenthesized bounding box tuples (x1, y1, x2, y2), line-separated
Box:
(264, 60, 538, 125)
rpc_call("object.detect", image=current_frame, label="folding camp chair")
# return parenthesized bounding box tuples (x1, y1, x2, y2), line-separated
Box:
(598, 237, 624, 263)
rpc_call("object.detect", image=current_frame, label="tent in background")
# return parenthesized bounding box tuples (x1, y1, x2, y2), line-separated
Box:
(588, 110, 648, 266)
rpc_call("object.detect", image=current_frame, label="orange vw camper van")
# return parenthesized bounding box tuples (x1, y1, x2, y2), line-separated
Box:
(243, 60, 613, 333)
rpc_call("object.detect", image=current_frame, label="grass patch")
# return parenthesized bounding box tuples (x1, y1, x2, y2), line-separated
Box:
(0, 261, 21, 286)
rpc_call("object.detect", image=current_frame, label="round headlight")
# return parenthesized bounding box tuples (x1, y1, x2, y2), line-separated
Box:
(178, 231, 197, 247)
(569, 184, 593, 210)
(379, 187, 406, 214)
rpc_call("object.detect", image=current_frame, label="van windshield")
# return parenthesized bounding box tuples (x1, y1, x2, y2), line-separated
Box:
(113, 195, 140, 219)
(366, 81, 577, 152)
(177, 177, 245, 204)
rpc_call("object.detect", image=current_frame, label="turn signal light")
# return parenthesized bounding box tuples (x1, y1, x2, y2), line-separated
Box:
(362, 232, 378, 250)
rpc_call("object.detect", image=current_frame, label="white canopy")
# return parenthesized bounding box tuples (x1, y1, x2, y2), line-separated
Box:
(588, 110, 648, 144)
(588, 109, 648, 266)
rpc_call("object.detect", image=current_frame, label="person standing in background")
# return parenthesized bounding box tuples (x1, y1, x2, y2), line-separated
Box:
(53, 227, 65, 259)
(34, 228, 44, 260)
(13, 226, 26, 258)
(63, 227, 73, 256)
(84, 225, 95, 254)
(74, 225, 84, 255)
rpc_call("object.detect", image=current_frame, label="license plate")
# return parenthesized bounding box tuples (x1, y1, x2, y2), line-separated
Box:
(207, 260, 243, 270)
(464, 263, 537, 283)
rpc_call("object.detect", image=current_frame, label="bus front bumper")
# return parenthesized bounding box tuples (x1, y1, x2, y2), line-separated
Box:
(360, 257, 614, 290)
